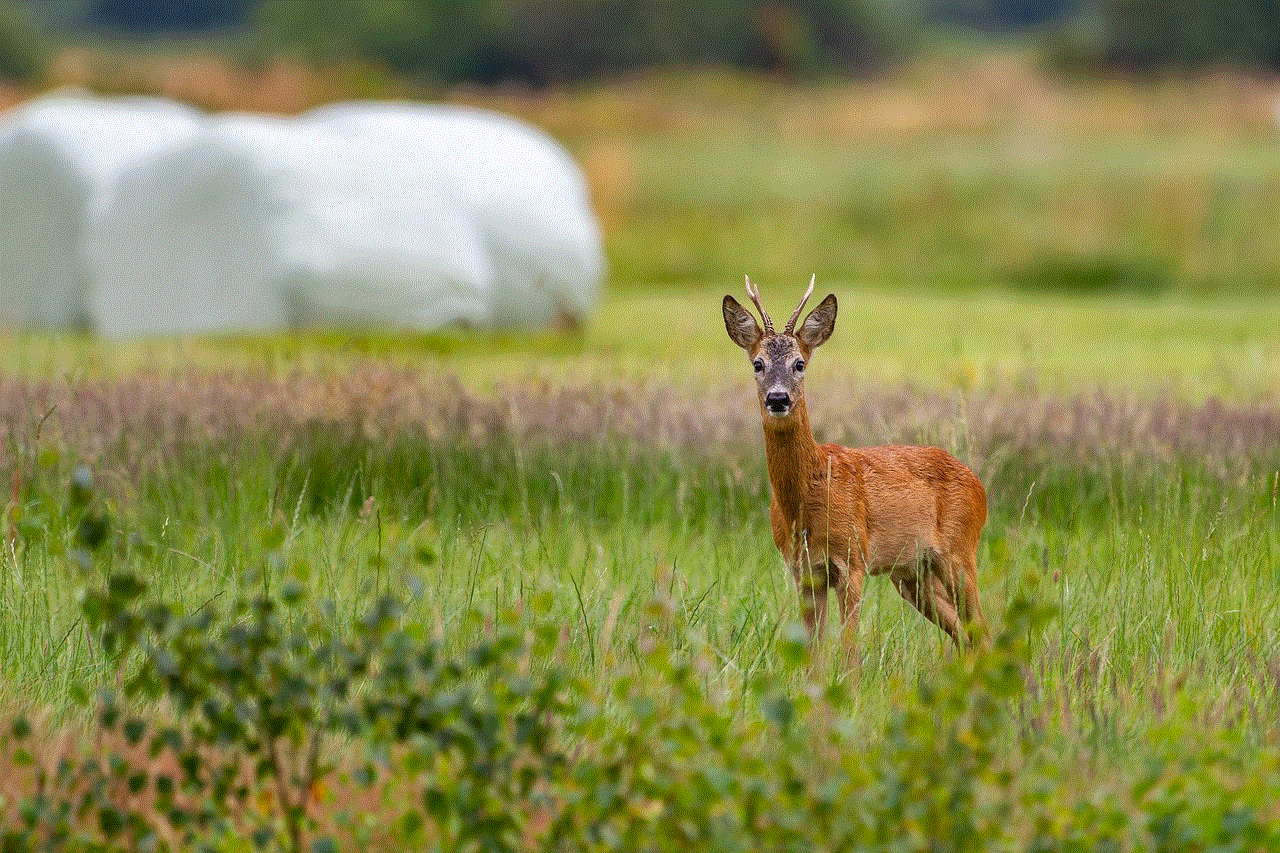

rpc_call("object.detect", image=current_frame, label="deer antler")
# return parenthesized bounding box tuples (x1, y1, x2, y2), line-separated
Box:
(784, 274, 815, 335)
(744, 275, 775, 335)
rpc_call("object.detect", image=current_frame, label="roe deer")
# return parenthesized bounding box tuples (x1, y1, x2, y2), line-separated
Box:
(723, 276, 988, 663)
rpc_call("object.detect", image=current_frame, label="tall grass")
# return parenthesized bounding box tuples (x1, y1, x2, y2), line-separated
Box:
(0, 352, 1277, 848)
(3, 368, 1277, 743)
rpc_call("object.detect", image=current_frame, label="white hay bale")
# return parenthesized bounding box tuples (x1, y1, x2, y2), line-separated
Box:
(0, 89, 201, 330)
(308, 102, 604, 327)
(84, 113, 492, 338)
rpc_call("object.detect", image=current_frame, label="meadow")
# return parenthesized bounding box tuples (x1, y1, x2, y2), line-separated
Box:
(2, 59, 1280, 850)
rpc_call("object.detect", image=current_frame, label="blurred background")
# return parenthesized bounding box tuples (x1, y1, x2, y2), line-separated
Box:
(4, 0, 1279, 303)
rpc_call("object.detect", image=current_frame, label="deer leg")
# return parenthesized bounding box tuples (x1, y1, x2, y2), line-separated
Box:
(891, 570, 925, 623)
(932, 550, 988, 650)
(794, 563, 829, 643)
(891, 570, 929, 627)
(956, 552, 989, 648)
(924, 571, 967, 648)
(893, 561, 966, 649)
(835, 564, 865, 669)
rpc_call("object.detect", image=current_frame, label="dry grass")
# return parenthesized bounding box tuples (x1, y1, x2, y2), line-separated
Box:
(3, 366, 1277, 479)
(41, 47, 409, 115)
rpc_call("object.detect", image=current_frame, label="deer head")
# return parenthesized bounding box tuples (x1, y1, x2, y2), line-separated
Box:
(723, 275, 837, 425)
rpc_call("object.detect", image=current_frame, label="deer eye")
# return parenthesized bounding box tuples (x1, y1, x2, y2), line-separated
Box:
(793, 359, 805, 373)
(752, 359, 764, 373)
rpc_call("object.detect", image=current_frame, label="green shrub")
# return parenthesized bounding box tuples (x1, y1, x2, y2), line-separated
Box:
(6, 552, 1279, 851)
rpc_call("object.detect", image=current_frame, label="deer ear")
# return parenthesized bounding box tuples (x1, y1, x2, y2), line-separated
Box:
(723, 295, 763, 351)
(796, 294, 837, 351)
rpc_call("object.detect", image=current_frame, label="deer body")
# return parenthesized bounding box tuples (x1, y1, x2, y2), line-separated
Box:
(725, 277, 987, 661)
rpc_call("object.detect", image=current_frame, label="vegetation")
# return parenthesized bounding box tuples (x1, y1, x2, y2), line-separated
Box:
(0, 2, 45, 83)
(1, 317, 1279, 848)
(11, 2, 1280, 296)
(3, 27, 1280, 849)
(1067, 0, 1280, 72)
(27, 1, 1280, 84)
(15, 54, 1280, 294)
(4, 286, 1278, 400)
(603, 130, 1280, 293)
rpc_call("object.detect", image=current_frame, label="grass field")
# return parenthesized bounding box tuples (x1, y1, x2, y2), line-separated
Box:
(6, 285, 1279, 399)
(3, 62, 1280, 850)
(3, 284, 1279, 848)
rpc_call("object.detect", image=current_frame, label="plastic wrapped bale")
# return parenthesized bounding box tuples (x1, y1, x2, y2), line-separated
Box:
(308, 102, 604, 328)
(0, 90, 201, 330)
(84, 114, 493, 338)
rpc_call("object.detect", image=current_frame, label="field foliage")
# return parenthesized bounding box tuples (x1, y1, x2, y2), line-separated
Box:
(2, 61, 1280, 851)
(2, 337, 1279, 849)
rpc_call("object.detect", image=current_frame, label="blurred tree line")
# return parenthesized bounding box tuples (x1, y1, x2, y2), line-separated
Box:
(248, 0, 895, 84)
(5, 0, 1280, 86)
(1087, 0, 1280, 71)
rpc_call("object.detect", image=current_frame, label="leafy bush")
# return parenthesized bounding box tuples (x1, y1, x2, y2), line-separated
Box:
(5, 543, 1279, 851)
(10, 550, 569, 850)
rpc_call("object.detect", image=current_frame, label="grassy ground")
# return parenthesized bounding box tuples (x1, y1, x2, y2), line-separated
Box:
(2, 332, 1278, 845)
(607, 134, 1280, 295)
(3, 294, 1278, 710)
(5, 284, 1279, 400)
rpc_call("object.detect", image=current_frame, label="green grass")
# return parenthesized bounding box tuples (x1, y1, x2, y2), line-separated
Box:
(3, 368, 1277, 722)
(4, 283, 1279, 400)
(609, 134, 1280, 295)
(4, 387, 1278, 845)
(3, 280, 1278, 727)
(4, 326, 1279, 844)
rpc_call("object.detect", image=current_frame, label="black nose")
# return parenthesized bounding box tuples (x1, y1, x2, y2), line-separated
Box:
(765, 391, 791, 411)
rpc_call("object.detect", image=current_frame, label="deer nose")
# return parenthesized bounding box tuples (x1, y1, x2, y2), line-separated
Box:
(765, 391, 791, 414)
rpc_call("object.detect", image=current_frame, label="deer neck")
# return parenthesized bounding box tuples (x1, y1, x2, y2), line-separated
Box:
(762, 400, 820, 522)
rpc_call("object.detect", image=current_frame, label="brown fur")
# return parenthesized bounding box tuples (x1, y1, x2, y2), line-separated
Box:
(724, 281, 988, 664)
